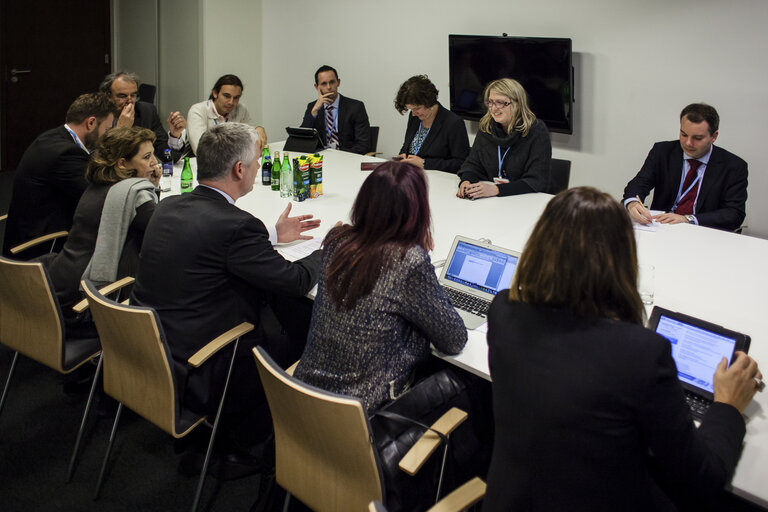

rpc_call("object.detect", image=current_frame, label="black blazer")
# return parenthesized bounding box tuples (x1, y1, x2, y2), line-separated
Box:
(398, 103, 469, 173)
(485, 296, 746, 511)
(46, 183, 154, 313)
(3, 126, 89, 258)
(133, 101, 186, 162)
(623, 141, 747, 231)
(300, 94, 371, 154)
(130, 185, 321, 414)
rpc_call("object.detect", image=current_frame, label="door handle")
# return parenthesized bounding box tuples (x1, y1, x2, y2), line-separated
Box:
(10, 68, 31, 82)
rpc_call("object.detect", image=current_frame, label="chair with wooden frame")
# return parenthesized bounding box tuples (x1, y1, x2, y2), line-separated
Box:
(369, 476, 486, 512)
(81, 279, 254, 512)
(252, 346, 470, 512)
(0, 214, 69, 258)
(0, 256, 113, 420)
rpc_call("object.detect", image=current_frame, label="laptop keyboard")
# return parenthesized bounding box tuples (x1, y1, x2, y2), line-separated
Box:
(684, 392, 710, 419)
(442, 286, 491, 317)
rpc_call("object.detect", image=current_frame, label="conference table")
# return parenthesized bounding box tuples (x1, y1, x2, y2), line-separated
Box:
(173, 143, 768, 507)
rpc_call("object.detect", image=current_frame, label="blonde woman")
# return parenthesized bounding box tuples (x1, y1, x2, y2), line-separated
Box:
(457, 78, 551, 199)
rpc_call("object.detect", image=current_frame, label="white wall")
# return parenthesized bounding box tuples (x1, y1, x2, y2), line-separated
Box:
(200, 0, 262, 122)
(260, 0, 768, 238)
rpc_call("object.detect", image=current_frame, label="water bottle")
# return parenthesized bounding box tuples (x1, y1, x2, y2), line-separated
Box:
(180, 157, 194, 193)
(280, 152, 292, 198)
(160, 149, 173, 192)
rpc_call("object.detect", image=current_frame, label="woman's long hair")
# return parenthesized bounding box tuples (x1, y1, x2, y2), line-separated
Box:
(478, 78, 537, 136)
(510, 187, 644, 324)
(324, 161, 432, 309)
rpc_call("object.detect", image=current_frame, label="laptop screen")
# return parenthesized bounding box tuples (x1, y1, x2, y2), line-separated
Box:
(654, 314, 738, 394)
(444, 240, 519, 295)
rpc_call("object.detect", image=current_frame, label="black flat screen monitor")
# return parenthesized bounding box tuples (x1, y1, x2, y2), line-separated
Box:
(449, 35, 573, 134)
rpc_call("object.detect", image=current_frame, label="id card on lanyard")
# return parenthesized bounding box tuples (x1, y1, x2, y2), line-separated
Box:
(494, 145, 510, 184)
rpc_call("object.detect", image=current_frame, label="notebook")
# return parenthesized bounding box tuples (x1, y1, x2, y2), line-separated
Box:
(647, 307, 751, 420)
(438, 236, 520, 329)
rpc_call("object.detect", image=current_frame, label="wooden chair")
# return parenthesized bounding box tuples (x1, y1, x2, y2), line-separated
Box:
(81, 279, 254, 512)
(8, 229, 69, 256)
(369, 476, 486, 512)
(0, 257, 103, 421)
(253, 346, 469, 511)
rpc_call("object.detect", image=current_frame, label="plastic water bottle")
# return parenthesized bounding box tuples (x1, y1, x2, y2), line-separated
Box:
(160, 149, 173, 192)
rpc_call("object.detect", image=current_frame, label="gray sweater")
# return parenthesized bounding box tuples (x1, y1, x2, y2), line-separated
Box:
(458, 118, 552, 196)
(295, 241, 467, 414)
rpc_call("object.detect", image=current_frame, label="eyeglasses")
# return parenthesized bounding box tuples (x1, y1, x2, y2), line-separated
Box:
(485, 99, 513, 109)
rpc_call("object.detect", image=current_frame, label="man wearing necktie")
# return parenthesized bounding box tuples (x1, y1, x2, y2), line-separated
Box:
(623, 103, 748, 232)
(300, 65, 371, 155)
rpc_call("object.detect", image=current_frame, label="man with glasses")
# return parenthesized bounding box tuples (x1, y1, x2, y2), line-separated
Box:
(623, 103, 748, 232)
(99, 71, 187, 161)
(300, 65, 371, 154)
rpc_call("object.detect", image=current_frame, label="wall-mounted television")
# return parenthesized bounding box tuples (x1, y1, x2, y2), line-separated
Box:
(449, 35, 573, 134)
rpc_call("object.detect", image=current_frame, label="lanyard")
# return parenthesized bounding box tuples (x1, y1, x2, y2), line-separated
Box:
(64, 125, 87, 152)
(497, 145, 510, 178)
(411, 121, 430, 155)
(671, 166, 703, 212)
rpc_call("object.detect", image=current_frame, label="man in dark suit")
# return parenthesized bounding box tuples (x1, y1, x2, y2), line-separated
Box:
(300, 65, 371, 154)
(100, 71, 188, 162)
(623, 103, 747, 232)
(3, 93, 114, 259)
(130, 123, 322, 455)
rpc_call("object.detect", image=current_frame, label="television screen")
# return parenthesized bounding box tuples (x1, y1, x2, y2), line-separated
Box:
(449, 35, 573, 134)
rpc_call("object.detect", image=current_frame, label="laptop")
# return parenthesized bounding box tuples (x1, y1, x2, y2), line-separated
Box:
(438, 236, 520, 329)
(647, 306, 751, 420)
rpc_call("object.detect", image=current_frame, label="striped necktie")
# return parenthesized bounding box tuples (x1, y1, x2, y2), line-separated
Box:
(325, 105, 340, 149)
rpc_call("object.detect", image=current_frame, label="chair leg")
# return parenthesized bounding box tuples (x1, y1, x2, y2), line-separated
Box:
(94, 402, 123, 500)
(283, 492, 291, 512)
(0, 351, 19, 419)
(435, 436, 450, 503)
(190, 337, 241, 512)
(66, 354, 103, 482)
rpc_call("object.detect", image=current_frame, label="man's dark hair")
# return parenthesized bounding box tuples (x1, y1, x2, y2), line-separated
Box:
(680, 103, 719, 135)
(314, 65, 339, 85)
(394, 75, 439, 114)
(65, 92, 115, 124)
(209, 74, 244, 100)
(98, 71, 140, 94)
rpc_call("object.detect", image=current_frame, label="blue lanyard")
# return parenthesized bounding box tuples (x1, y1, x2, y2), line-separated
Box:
(64, 125, 87, 152)
(411, 121, 430, 155)
(671, 166, 703, 212)
(497, 146, 510, 178)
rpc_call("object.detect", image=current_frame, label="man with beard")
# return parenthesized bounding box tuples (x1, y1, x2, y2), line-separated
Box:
(3, 92, 114, 259)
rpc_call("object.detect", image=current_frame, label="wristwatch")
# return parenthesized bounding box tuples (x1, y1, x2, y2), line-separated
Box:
(684, 215, 695, 224)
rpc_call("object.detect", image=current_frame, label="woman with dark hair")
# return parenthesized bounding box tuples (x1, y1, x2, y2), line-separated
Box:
(393, 75, 470, 173)
(484, 187, 762, 511)
(46, 126, 160, 335)
(457, 78, 551, 199)
(294, 161, 467, 413)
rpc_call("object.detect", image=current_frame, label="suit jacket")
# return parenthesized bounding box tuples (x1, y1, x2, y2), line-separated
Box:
(485, 296, 746, 511)
(300, 94, 371, 154)
(130, 185, 321, 415)
(3, 126, 89, 258)
(133, 101, 186, 162)
(623, 141, 748, 231)
(398, 103, 469, 173)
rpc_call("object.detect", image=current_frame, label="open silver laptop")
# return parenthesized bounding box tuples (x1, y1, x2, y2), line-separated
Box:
(438, 236, 521, 329)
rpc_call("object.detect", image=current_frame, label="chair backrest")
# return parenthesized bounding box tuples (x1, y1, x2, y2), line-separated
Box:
(0, 257, 66, 371)
(82, 279, 188, 437)
(138, 83, 156, 105)
(253, 346, 384, 511)
(549, 158, 572, 194)
(370, 126, 380, 153)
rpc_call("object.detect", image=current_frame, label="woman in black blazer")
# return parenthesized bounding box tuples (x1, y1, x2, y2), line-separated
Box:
(393, 75, 469, 173)
(46, 127, 160, 336)
(485, 187, 762, 511)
